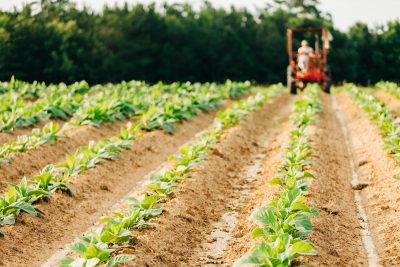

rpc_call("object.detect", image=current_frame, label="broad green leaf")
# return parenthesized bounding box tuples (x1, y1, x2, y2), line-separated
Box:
(69, 242, 87, 256)
(6, 201, 41, 216)
(269, 177, 282, 186)
(288, 240, 317, 257)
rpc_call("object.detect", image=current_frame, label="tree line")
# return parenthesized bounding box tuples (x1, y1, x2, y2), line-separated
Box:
(0, 0, 399, 85)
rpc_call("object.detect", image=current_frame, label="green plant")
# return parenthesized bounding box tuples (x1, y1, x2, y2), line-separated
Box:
(347, 84, 400, 161)
(0, 122, 63, 163)
(59, 84, 284, 266)
(0, 80, 253, 238)
(235, 84, 321, 267)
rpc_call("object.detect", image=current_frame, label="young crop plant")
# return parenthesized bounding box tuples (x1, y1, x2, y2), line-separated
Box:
(234, 84, 322, 267)
(0, 80, 249, 165)
(0, 77, 48, 100)
(347, 84, 400, 162)
(58, 84, 285, 267)
(0, 81, 253, 237)
(0, 122, 63, 163)
(0, 81, 91, 132)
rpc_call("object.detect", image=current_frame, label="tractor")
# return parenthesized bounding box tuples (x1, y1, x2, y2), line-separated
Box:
(287, 27, 333, 94)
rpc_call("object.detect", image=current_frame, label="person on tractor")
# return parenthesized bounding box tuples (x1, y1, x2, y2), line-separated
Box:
(297, 40, 314, 70)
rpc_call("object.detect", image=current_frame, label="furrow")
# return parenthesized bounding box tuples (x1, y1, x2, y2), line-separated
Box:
(203, 109, 294, 266)
(332, 94, 378, 266)
(296, 93, 369, 266)
(0, 108, 223, 266)
(0, 120, 126, 192)
(335, 91, 400, 266)
(123, 93, 294, 267)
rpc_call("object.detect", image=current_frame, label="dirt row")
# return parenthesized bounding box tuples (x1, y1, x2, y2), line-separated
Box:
(113, 91, 400, 267)
(336, 92, 400, 266)
(0, 100, 234, 193)
(0, 106, 227, 266)
(0, 120, 125, 193)
(122, 93, 295, 266)
(2, 89, 400, 267)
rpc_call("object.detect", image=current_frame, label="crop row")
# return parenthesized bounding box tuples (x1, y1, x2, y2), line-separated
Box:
(347, 85, 400, 161)
(58, 84, 285, 267)
(0, 81, 251, 236)
(234, 85, 322, 267)
(0, 122, 62, 163)
(0, 81, 91, 132)
(0, 81, 247, 163)
(0, 79, 248, 132)
(0, 77, 52, 100)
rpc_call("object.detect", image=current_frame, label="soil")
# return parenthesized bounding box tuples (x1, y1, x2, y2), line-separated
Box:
(224, 93, 369, 267)
(221, 117, 292, 266)
(299, 93, 368, 266)
(336, 92, 400, 266)
(2, 90, 400, 267)
(0, 108, 225, 267)
(0, 120, 126, 193)
(122, 93, 295, 267)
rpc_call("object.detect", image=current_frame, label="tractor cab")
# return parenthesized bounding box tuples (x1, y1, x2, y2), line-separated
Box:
(287, 27, 333, 94)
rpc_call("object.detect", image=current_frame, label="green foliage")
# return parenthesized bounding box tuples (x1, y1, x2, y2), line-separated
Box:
(235, 84, 321, 266)
(348, 83, 400, 161)
(0, 80, 251, 237)
(0, 81, 90, 132)
(0, 80, 249, 164)
(0, 122, 63, 163)
(0, 1, 399, 84)
(58, 84, 284, 266)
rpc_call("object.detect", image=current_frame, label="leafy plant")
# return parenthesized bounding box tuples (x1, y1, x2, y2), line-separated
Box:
(0, 122, 63, 163)
(348, 84, 400, 161)
(59, 84, 284, 266)
(235, 84, 321, 267)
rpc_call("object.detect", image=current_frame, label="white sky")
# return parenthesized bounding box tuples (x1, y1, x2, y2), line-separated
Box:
(0, 0, 399, 31)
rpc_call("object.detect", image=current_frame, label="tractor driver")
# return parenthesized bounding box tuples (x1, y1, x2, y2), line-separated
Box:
(297, 40, 313, 70)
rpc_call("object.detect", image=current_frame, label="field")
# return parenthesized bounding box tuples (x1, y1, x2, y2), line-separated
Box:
(0, 80, 400, 267)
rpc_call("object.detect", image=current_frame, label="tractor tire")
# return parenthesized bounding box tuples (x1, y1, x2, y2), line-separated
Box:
(290, 83, 297, 94)
(324, 79, 331, 94)
(287, 66, 297, 95)
(323, 65, 332, 94)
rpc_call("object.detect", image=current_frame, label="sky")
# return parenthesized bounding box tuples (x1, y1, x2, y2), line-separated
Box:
(0, 0, 399, 31)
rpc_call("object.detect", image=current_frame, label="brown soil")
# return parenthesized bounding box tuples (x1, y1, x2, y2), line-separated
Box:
(299, 93, 367, 266)
(123, 93, 295, 267)
(375, 90, 400, 116)
(336, 92, 400, 266)
(224, 93, 369, 267)
(3, 90, 399, 267)
(0, 109, 224, 267)
(0, 100, 233, 192)
(221, 117, 292, 266)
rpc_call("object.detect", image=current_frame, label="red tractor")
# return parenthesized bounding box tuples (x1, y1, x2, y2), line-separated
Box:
(287, 27, 332, 94)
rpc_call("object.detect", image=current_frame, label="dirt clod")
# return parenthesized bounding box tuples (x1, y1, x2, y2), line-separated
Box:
(351, 182, 369, 190)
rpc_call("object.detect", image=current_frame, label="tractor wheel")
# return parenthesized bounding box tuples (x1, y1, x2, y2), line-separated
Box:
(323, 65, 332, 94)
(323, 79, 331, 94)
(287, 66, 297, 95)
